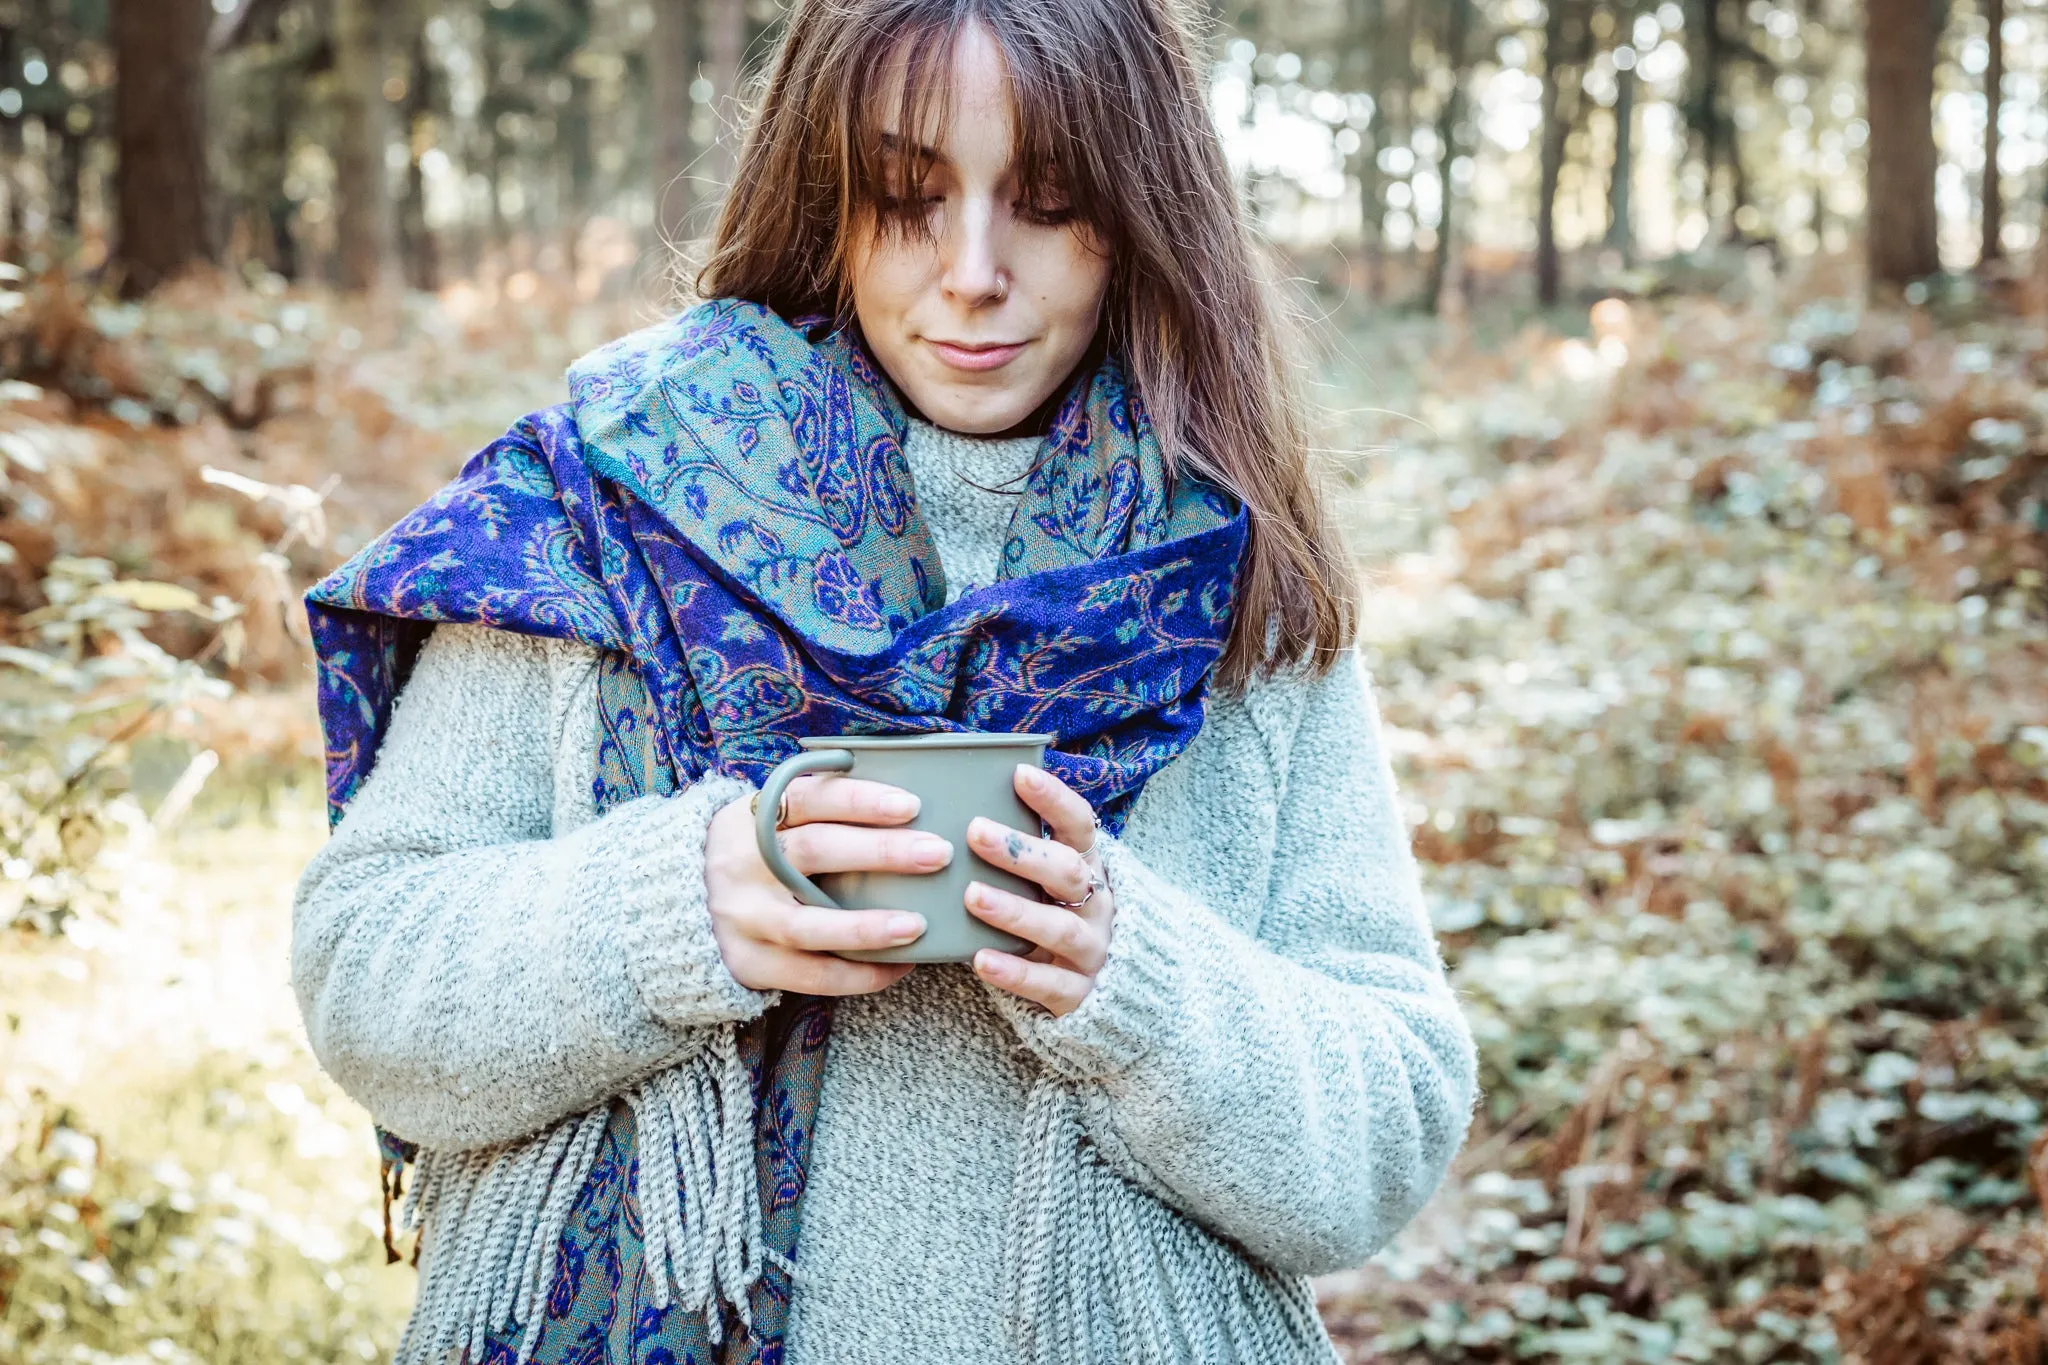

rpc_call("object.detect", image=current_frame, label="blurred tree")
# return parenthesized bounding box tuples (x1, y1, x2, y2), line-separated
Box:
(1372, 0, 1416, 302)
(651, 0, 695, 253)
(1682, 0, 1774, 239)
(333, 0, 397, 291)
(1980, 0, 2002, 265)
(1345, 0, 1387, 299)
(0, 17, 18, 254)
(1863, 0, 1938, 284)
(559, 0, 594, 274)
(1536, 0, 1587, 304)
(702, 0, 743, 191)
(110, 0, 213, 295)
(479, 12, 512, 254)
(1605, 12, 1639, 263)
(31, 0, 104, 242)
(398, 0, 440, 290)
(213, 0, 321, 279)
(1424, 0, 1471, 313)
(1682, 0, 1719, 225)
(211, 0, 319, 274)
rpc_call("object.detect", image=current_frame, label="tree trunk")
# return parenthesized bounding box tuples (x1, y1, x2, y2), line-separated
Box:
(480, 21, 511, 256)
(1681, 0, 1715, 230)
(1357, 154, 1384, 301)
(1425, 0, 1470, 314)
(1728, 117, 1752, 238)
(652, 0, 697, 251)
(111, 0, 214, 296)
(1864, 0, 1940, 285)
(399, 4, 440, 291)
(53, 124, 83, 237)
(1606, 53, 1635, 262)
(2035, 172, 2048, 307)
(1980, 0, 2003, 265)
(1535, 0, 1571, 305)
(1713, 0, 1750, 237)
(0, 23, 20, 257)
(1373, 0, 1414, 302)
(333, 0, 398, 293)
(703, 0, 746, 196)
(560, 0, 596, 278)
(1348, 0, 1384, 300)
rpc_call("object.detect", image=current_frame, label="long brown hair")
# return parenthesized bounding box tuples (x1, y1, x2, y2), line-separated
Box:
(697, 0, 1356, 685)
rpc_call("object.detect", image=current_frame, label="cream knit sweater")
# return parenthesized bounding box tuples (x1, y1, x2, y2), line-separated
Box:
(291, 419, 1477, 1365)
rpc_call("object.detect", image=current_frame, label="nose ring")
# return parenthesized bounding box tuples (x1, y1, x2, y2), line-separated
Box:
(993, 272, 1010, 302)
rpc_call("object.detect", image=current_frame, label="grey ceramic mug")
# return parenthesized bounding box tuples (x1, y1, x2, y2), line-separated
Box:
(753, 732, 1051, 964)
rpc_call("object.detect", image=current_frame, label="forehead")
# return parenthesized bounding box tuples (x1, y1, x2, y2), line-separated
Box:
(867, 20, 1017, 159)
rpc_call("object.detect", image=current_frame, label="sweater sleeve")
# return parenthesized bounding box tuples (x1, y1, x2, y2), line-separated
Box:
(291, 622, 771, 1152)
(991, 651, 1477, 1277)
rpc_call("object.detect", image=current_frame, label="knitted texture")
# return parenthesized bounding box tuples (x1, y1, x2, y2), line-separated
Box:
(293, 420, 1479, 1365)
(894, 417, 1038, 602)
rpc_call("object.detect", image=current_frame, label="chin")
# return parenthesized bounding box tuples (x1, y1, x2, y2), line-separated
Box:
(913, 382, 1039, 436)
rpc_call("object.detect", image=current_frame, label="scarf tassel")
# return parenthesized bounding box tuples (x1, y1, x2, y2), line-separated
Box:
(1002, 1078, 1339, 1365)
(387, 1027, 763, 1365)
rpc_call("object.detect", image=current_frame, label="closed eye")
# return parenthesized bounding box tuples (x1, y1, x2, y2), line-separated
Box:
(1015, 200, 1078, 227)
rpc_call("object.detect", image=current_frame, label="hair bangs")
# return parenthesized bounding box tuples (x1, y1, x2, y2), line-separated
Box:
(987, 14, 1122, 246)
(836, 2, 1113, 251)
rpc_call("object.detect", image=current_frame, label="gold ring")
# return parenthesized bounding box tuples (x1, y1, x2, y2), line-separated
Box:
(750, 790, 791, 829)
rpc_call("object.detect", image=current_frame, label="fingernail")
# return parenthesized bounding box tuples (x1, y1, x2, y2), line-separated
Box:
(1019, 765, 1047, 789)
(973, 950, 999, 976)
(915, 836, 953, 869)
(881, 791, 920, 819)
(888, 913, 925, 939)
(964, 882, 986, 910)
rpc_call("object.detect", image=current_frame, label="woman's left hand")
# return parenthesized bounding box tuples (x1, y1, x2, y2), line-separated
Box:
(964, 764, 1115, 1017)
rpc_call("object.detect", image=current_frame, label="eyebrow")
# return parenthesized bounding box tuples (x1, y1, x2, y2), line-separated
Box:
(877, 131, 945, 164)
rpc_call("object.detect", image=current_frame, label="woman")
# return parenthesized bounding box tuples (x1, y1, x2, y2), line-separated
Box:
(293, 0, 1476, 1359)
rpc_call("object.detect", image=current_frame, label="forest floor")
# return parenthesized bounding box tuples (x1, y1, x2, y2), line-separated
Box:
(2, 261, 2046, 1363)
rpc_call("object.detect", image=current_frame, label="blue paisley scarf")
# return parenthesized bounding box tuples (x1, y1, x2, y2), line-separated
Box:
(305, 299, 1244, 1365)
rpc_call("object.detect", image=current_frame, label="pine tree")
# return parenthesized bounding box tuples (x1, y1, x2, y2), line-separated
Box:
(110, 0, 214, 295)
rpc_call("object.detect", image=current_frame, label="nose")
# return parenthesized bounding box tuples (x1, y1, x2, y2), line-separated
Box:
(940, 193, 1007, 308)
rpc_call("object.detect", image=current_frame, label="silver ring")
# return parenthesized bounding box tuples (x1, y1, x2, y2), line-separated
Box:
(1048, 867, 1105, 910)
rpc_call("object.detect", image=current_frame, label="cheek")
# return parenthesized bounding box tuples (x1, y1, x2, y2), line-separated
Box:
(849, 235, 937, 327)
(1034, 231, 1111, 329)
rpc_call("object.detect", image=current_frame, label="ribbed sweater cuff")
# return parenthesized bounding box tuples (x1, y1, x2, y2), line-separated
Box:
(998, 835, 1190, 1081)
(602, 774, 776, 1028)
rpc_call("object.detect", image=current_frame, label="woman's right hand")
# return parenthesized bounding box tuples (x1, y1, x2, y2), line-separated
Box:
(703, 777, 948, 995)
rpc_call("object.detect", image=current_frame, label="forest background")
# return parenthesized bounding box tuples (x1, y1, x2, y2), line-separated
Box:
(2, 0, 2047, 1361)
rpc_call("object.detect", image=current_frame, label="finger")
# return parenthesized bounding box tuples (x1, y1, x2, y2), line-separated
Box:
(780, 822, 953, 876)
(738, 901, 928, 955)
(965, 817, 1093, 904)
(737, 941, 915, 996)
(965, 881, 1104, 974)
(1012, 765, 1099, 853)
(973, 949, 1092, 1016)
(781, 775, 921, 828)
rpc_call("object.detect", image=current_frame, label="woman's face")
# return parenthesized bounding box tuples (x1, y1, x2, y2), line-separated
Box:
(847, 23, 1111, 437)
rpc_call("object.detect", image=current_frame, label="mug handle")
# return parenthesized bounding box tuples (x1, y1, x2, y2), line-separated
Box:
(754, 749, 856, 909)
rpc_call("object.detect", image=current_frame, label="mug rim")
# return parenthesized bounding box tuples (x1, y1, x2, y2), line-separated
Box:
(797, 731, 1053, 751)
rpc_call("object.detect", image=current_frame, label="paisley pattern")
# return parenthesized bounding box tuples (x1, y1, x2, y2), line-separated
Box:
(305, 299, 1245, 1364)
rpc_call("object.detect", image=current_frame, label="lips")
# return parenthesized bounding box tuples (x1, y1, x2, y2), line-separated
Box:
(924, 338, 1029, 372)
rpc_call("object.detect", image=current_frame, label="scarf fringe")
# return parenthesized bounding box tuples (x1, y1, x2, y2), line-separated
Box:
(388, 1027, 762, 1365)
(1003, 1078, 1339, 1365)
